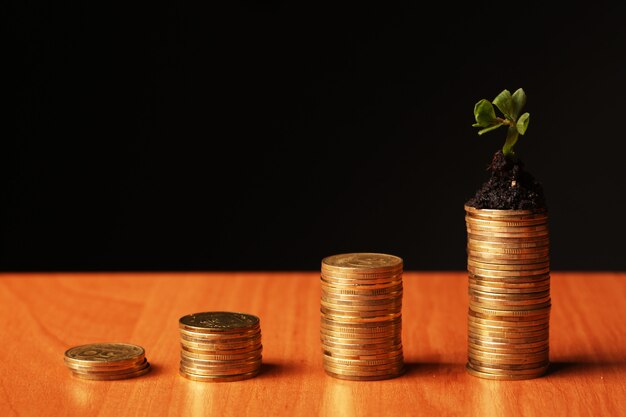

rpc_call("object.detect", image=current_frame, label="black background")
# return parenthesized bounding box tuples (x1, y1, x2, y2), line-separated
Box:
(4, 2, 626, 271)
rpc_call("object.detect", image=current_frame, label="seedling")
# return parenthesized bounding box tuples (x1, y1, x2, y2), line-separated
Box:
(472, 88, 530, 157)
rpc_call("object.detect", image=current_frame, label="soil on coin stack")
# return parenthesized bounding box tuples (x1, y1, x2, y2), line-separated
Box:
(466, 151, 546, 210)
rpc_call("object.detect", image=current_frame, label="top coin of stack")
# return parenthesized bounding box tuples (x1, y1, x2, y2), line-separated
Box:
(64, 342, 151, 380)
(465, 205, 551, 380)
(321, 253, 405, 381)
(178, 311, 262, 382)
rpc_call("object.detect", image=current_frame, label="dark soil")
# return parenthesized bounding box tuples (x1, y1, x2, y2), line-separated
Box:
(466, 151, 546, 210)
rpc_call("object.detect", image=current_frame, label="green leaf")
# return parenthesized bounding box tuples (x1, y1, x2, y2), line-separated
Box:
(493, 89, 515, 121)
(478, 123, 504, 135)
(516, 112, 530, 135)
(511, 88, 526, 119)
(473, 99, 497, 127)
(502, 126, 519, 157)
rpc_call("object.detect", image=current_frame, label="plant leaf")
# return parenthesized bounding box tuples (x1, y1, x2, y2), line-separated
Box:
(493, 89, 515, 121)
(473, 99, 497, 127)
(516, 112, 530, 135)
(511, 88, 526, 119)
(478, 123, 504, 135)
(502, 126, 519, 157)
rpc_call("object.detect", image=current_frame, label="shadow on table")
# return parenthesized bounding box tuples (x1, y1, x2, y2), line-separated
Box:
(403, 362, 461, 377)
(257, 362, 298, 379)
(547, 360, 626, 378)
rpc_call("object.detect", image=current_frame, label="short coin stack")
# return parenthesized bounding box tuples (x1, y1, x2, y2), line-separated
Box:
(64, 342, 151, 380)
(465, 205, 550, 380)
(179, 311, 262, 382)
(321, 253, 404, 380)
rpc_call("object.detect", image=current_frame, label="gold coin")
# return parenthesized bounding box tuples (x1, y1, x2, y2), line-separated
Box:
(322, 277, 402, 287)
(320, 329, 400, 341)
(324, 369, 404, 381)
(466, 223, 549, 234)
(468, 259, 550, 270)
(179, 369, 260, 382)
(180, 358, 262, 371)
(467, 237, 550, 248)
(322, 354, 403, 367)
(467, 228, 549, 239)
(322, 253, 403, 274)
(467, 233, 549, 244)
(72, 362, 151, 380)
(181, 348, 263, 362)
(179, 332, 261, 344)
(466, 363, 548, 380)
(468, 337, 549, 350)
(321, 316, 401, 328)
(468, 275, 551, 286)
(321, 282, 403, 295)
(468, 350, 549, 363)
(320, 311, 402, 322)
(468, 321, 549, 333)
(322, 345, 403, 357)
(322, 348, 404, 360)
(468, 328, 549, 340)
(469, 288, 550, 299)
(180, 337, 261, 351)
(469, 285, 550, 296)
(180, 363, 261, 376)
(468, 266, 551, 277)
(64, 343, 145, 368)
(467, 360, 549, 372)
(323, 363, 405, 374)
(180, 343, 262, 355)
(321, 298, 402, 307)
(321, 335, 402, 349)
(66, 358, 148, 373)
(64, 357, 147, 372)
(178, 327, 261, 340)
(467, 252, 549, 263)
(469, 278, 550, 290)
(323, 365, 404, 378)
(465, 217, 548, 227)
(179, 312, 260, 333)
(323, 360, 404, 373)
(470, 296, 551, 308)
(466, 243, 549, 254)
(468, 342, 549, 355)
(322, 290, 403, 302)
(180, 353, 263, 365)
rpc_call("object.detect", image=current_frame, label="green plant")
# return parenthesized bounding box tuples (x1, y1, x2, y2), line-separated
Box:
(472, 88, 530, 157)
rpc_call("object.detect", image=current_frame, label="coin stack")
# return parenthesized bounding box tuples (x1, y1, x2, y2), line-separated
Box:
(64, 342, 151, 380)
(178, 311, 262, 382)
(321, 253, 404, 380)
(465, 205, 550, 380)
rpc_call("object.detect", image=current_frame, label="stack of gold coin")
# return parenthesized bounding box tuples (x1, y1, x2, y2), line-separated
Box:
(64, 342, 151, 380)
(178, 311, 262, 382)
(465, 205, 550, 380)
(321, 253, 404, 380)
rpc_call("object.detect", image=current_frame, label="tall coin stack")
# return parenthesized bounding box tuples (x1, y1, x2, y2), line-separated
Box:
(178, 312, 262, 382)
(321, 253, 404, 381)
(465, 205, 550, 380)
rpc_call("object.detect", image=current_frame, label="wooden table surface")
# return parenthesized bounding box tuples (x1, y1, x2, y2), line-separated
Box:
(0, 272, 625, 417)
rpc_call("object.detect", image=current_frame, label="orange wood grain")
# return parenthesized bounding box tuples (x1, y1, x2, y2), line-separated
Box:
(0, 272, 625, 417)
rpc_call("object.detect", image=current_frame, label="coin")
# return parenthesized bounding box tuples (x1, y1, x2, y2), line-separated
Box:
(64, 343, 145, 367)
(465, 206, 551, 380)
(465, 363, 548, 380)
(322, 253, 403, 274)
(179, 311, 262, 382)
(179, 369, 260, 382)
(179, 312, 260, 333)
(72, 363, 152, 380)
